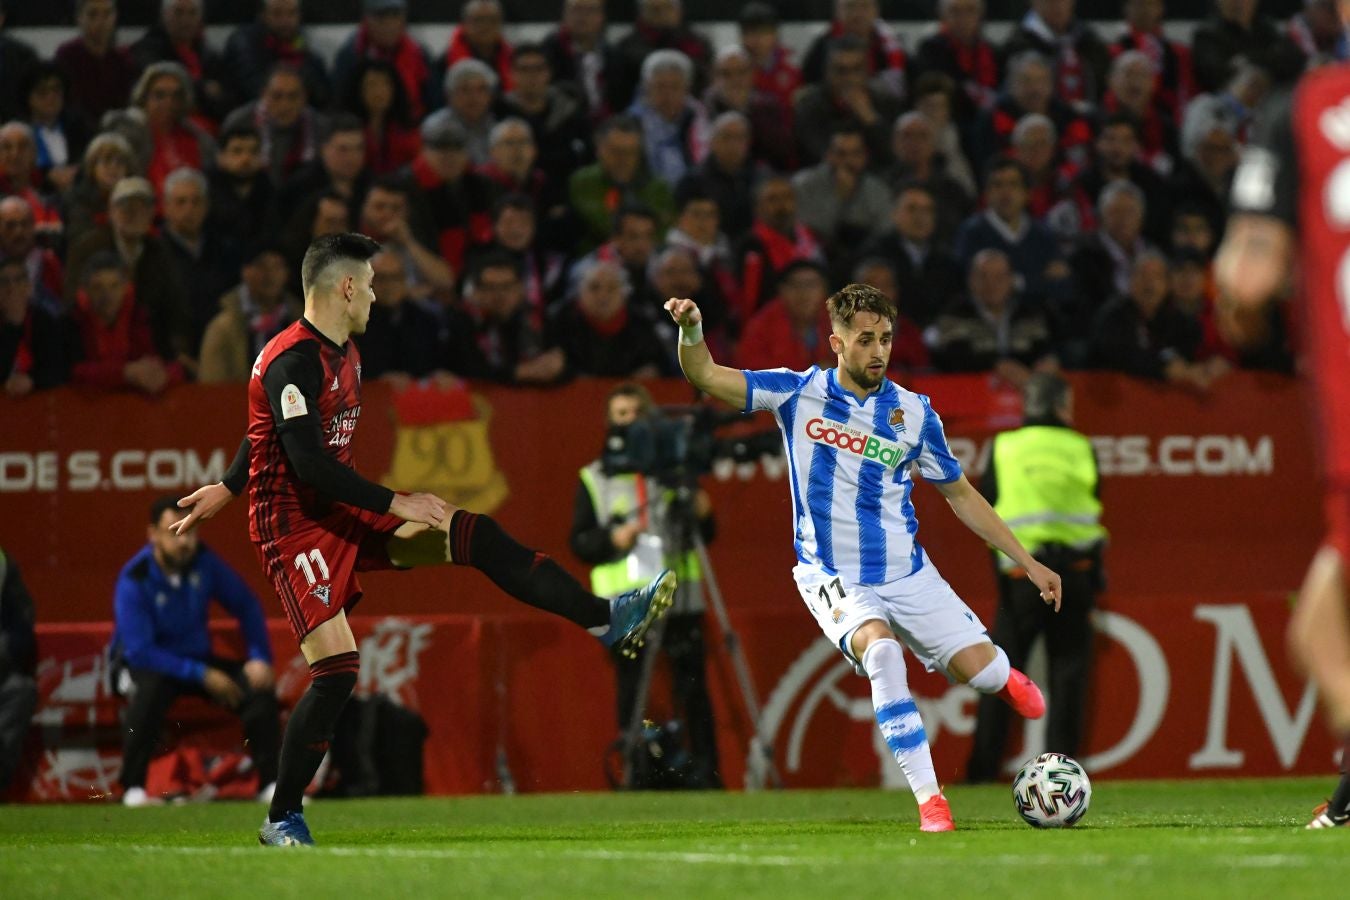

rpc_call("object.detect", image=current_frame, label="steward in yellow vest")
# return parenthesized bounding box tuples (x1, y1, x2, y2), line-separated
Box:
(967, 374, 1106, 783)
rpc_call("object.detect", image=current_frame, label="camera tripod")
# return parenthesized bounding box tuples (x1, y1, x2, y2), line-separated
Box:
(618, 488, 782, 790)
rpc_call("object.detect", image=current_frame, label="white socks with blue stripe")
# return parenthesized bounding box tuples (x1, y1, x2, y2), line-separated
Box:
(965, 645, 1011, 694)
(862, 637, 939, 805)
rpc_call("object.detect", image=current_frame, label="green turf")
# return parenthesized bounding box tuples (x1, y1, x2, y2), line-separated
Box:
(1, 779, 1344, 899)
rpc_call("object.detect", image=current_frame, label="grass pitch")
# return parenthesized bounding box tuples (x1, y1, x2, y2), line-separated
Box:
(1, 778, 1344, 899)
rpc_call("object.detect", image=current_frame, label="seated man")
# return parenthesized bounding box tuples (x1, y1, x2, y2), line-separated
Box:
(110, 496, 281, 807)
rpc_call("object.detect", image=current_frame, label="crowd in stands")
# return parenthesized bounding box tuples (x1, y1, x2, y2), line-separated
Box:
(0, 0, 1321, 400)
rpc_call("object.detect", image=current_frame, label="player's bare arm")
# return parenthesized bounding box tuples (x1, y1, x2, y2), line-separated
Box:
(664, 298, 748, 409)
(934, 474, 1063, 610)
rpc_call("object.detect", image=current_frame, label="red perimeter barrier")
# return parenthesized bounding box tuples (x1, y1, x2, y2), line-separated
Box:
(0, 373, 1335, 797)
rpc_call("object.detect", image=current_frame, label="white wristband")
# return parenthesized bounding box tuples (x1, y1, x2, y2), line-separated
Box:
(679, 321, 704, 346)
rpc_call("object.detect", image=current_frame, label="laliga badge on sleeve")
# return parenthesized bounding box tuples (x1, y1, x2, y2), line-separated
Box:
(280, 384, 308, 420)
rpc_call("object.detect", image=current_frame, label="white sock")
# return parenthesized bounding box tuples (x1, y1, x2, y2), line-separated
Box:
(965, 645, 1011, 694)
(862, 638, 939, 804)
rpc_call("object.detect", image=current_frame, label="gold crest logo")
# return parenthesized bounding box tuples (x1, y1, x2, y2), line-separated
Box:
(381, 386, 509, 512)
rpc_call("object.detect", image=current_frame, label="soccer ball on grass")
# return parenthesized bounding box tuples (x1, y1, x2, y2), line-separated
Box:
(1012, 752, 1091, 828)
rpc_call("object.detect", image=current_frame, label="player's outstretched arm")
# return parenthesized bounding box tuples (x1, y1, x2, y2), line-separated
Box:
(935, 474, 1063, 611)
(172, 437, 250, 535)
(664, 297, 747, 409)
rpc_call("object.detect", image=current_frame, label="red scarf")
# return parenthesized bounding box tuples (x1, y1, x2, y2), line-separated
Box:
(740, 221, 822, 320)
(356, 23, 430, 119)
(580, 303, 629, 338)
(752, 46, 801, 110)
(173, 36, 203, 80)
(445, 27, 513, 92)
(829, 20, 906, 74)
(76, 283, 142, 365)
(943, 25, 998, 89)
(148, 126, 203, 190)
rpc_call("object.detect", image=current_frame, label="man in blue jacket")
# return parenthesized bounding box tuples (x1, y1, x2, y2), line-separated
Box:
(111, 496, 280, 807)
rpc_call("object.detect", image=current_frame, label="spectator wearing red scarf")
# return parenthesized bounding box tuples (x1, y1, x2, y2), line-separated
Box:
(735, 174, 825, 323)
(738, 3, 802, 115)
(0, 195, 64, 304)
(1113, 0, 1194, 123)
(801, 0, 908, 99)
(0, 256, 70, 396)
(70, 252, 183, 394)
(222, 0, 330, 110)
(738, 260, 836, 372)
(131, 0, 238, 124)
(613, 0, 714, 110)
(1102, 50, 1178, 174)
(132, 63, 217, 195)
(540, 0, 626, 120)
(914, 0, 1002, 123)
(399, 117, 497, 279)
(220, 66, 325, 186)
(444, 0, 514, 94)
(552, 259, 669, 378)
(0, 122, 63, 244)
(1002, 0, 1112, 107)
(975, 52, 1094, 176)
(334, 0, 436, 123)
(337, 60, 421, 177)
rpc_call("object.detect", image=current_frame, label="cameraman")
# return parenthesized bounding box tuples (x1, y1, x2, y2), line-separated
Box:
(570, 382, 722, 788)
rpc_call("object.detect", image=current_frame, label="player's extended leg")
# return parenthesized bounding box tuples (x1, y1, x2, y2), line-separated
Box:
(260, 614, 360, 847)
(850, 619, 953, 832)
(948, 637, 1046, 721)
(385, 510, 675, 656)
(966, 577, 1043, 782)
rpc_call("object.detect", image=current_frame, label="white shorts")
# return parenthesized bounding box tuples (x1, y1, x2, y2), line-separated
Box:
(792, 561, 990, 676)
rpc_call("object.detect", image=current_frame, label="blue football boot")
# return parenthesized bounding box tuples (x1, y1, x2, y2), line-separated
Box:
(602, 569, 676, 658)
(259, 811, 315, 847)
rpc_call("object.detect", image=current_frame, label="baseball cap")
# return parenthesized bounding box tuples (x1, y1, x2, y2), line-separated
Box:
(364, 0, 407, 14)
(110, 176, 155, 205)
(420, 113, 467, 150)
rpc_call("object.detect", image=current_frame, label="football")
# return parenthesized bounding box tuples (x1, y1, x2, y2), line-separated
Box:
(1012, 752, 1092, 828)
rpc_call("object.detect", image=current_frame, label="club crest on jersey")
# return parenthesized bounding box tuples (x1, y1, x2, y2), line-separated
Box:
(889, 408, 905, 431)
(311, 584, 331, 607)
(805, 417, 908, 468)
(831, 607, 845, 624)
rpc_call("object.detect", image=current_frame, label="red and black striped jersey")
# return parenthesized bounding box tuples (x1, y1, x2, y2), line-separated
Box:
(245, 318, 383, 542)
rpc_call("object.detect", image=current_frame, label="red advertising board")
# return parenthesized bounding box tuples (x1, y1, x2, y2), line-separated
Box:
(0, 373, 1334, 796)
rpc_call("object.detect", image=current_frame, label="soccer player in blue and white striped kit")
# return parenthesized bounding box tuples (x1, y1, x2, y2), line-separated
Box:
(666, 284, 1061, 831)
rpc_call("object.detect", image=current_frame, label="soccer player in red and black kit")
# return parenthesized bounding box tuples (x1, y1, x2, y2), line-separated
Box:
(172, 233, 675, 846)
(1217, 3, 1350, 828)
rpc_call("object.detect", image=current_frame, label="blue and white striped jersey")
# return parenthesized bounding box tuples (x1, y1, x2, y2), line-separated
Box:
(744, 366, 963, 585)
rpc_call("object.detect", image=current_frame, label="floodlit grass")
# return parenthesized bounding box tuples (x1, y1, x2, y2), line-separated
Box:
(2, 778, 1344, 899)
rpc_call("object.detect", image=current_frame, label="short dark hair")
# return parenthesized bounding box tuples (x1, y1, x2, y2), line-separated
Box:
(596, 114, 642, 143)
(149, 495, 181, 525)
(1023, 373, 1072, 421)
(911, 71, 957, 102)
(983, 156, 1028, 188)
(826, 282, 896, 329)
(82, 250, 126, 283)
(612, 202, 657, 232)
(674, 180, 717, 212)
(607, 382, 653, 417)
(301, 232, 381, 295)
(217, 122, 262, 149)
(512, 42, 548, 65)
(368, 173, 411, 198)
(739, 2, 779, 30)
(1098, 112, 1142, 139)
(493, 192, 535, 219)
(322, 112, 366, 142)
(777, 258, 829, 288)
(827, 35, 868, 61)
(470, 249, 523, 282)
(892, 178, 934, 201)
